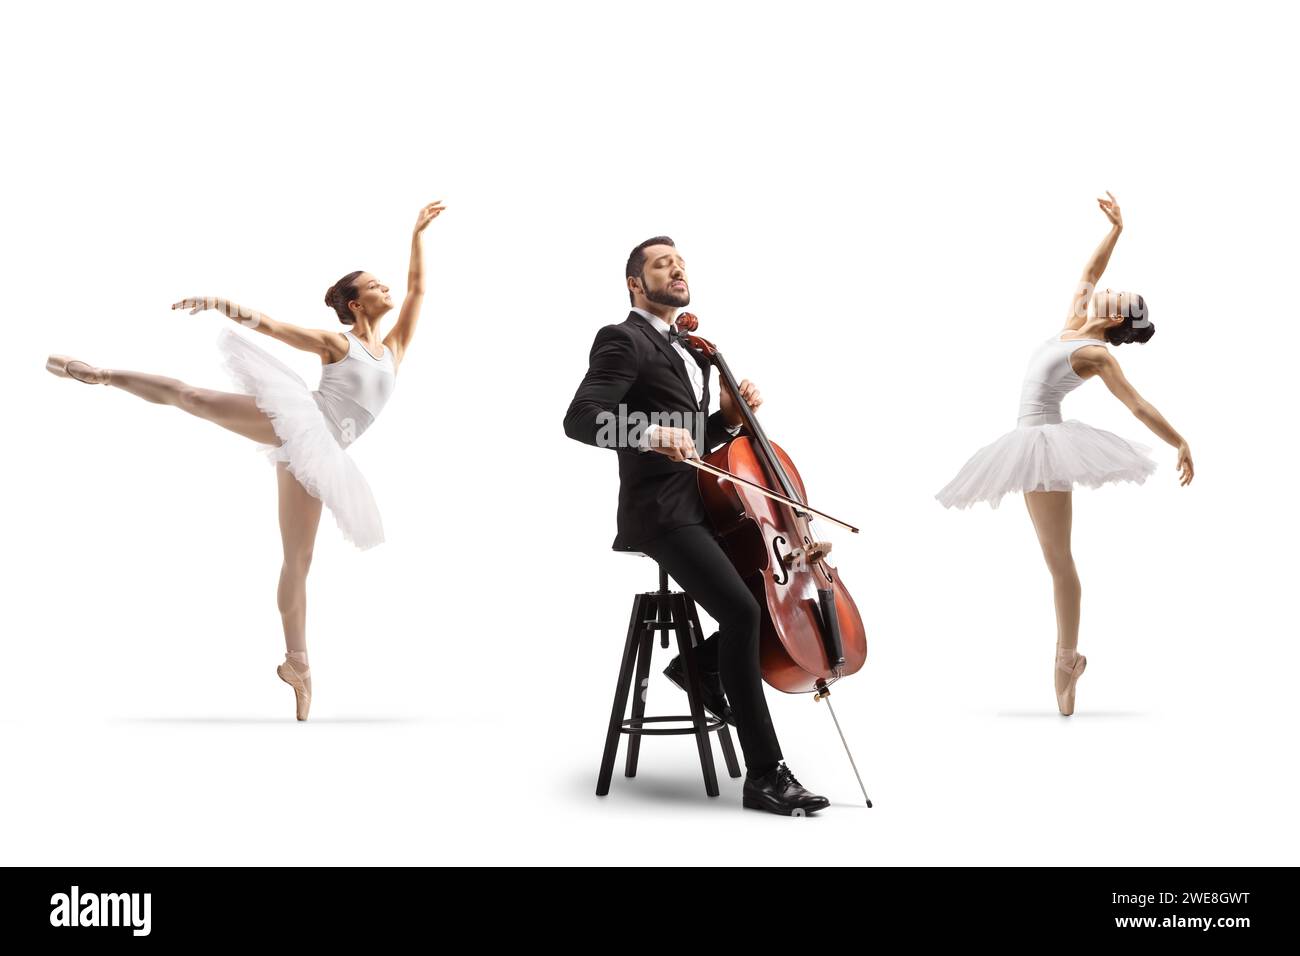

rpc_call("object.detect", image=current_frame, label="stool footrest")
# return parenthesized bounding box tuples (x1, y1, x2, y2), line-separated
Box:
(621, 715, 727, 736)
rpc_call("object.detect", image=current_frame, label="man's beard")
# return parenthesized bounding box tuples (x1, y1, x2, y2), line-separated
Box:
(644, 284, 690, 309)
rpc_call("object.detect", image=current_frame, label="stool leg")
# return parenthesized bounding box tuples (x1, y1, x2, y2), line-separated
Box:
(657, 569, 670, 649)
(716, 725, 742, 779)
(684, 597, 742, 780)
(676, 594, 721, 797)
(597, 593, 647, 796)
(624, 594, 656, 778)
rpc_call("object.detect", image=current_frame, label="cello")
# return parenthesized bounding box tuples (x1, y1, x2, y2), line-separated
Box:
(673, 312, 872, 804)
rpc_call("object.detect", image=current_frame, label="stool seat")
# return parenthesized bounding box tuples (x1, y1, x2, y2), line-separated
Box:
(596, 564, 742, 798)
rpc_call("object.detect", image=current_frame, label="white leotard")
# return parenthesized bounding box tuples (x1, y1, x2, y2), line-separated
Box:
(1017, 334, 1109, 427)
(312, 329, 396, 447)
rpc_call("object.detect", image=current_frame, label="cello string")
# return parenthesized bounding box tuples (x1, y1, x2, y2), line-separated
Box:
(807, 517, 838, 569)
(686, 457, 855, 533)
(822, 694, 873, 808)
(680, 457, 859, 533)
(684, 331, 858, 532)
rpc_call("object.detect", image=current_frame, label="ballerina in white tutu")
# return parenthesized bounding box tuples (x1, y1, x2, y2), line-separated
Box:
(45, 199, 445, 720)
(936, 192, 1194, 715)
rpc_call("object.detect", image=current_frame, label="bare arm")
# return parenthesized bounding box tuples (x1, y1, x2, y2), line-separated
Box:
(383, 200, 445, 367)
(171, 296, 336, 359)
(1087, 350, 1195, 486)
(1063, 191, 1123, 332)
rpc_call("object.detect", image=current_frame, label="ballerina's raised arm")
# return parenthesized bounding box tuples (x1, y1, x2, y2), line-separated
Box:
(1063, 191, 1123, 332)
(381, 200, 445, 369)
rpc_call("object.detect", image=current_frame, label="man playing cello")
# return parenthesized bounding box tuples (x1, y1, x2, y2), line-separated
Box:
(564, 236, 830, 815)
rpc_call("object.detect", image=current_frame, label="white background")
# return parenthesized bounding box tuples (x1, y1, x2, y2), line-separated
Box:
(3, 0, 1296, 865)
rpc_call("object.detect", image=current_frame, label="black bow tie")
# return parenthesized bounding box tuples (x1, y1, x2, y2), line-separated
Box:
(666, 324, 684, 346)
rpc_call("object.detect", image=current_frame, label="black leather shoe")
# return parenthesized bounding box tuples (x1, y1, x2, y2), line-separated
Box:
(663, 655, 735, 726)
(742, 763, 830, 816)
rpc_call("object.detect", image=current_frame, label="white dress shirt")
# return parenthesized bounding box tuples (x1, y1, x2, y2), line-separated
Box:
(632, 307, 704, 403)
(630, 307, 742, 451)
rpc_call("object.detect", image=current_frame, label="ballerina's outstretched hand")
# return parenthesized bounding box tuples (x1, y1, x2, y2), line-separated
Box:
(1097, 190, 1122, 229)
(171, 296, 230, 315)
(414, 200, 446, 234)
(1176, 444, 1195, 486)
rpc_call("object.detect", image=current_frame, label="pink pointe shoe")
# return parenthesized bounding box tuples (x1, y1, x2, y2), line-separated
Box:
(1055, 650, 1087, 717)
(277, 656, 312, 721)
(46, 355, 110, 385)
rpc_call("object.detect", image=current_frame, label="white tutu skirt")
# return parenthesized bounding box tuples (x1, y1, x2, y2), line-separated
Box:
(936, 419, 1158, 510)
(216, 327, 384, 550)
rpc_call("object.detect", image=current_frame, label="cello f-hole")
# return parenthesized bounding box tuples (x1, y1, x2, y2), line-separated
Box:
(770, 534, 789, 586)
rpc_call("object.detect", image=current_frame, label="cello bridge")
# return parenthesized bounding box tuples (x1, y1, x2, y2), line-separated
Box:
(780, 540, 833, 573)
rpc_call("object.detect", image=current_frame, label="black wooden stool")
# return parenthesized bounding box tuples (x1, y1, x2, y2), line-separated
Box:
(596, 564, 742, 797)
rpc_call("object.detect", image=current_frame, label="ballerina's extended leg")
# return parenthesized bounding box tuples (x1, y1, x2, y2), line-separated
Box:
(47, 354, 279, 446)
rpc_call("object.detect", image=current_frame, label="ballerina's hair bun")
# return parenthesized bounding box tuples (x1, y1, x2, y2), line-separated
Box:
(324, 270, 364, 326)
(1105, 294, 1155, 346)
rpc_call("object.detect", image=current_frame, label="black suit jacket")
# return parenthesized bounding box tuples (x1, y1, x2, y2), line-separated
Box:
(564, 311, 734, 550)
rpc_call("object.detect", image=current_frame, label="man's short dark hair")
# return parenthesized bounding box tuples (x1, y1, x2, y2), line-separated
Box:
(625, 236, 675, 303)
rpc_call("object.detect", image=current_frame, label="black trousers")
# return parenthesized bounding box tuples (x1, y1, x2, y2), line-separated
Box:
(640, 523, 783, 771)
